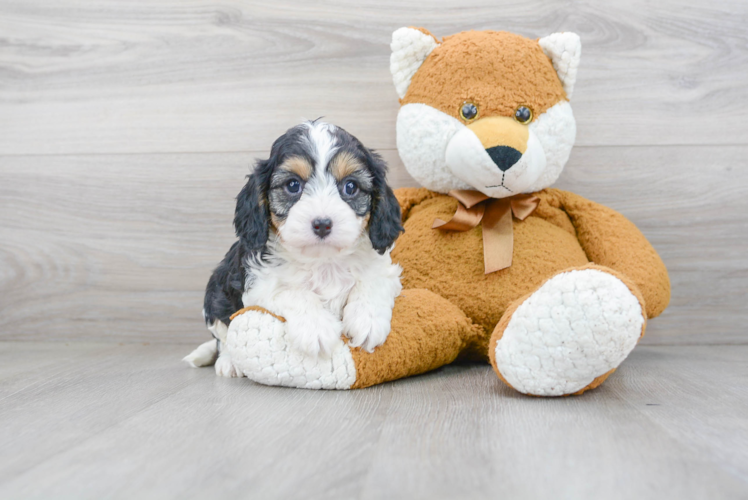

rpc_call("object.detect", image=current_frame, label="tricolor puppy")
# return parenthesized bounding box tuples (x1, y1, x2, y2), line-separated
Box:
(184, 121, 404, 377)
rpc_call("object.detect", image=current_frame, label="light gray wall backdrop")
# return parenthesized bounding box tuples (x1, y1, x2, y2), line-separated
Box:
(1, 0, 746, 345)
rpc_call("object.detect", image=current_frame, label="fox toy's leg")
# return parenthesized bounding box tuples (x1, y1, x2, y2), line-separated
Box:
(488, 264, 647, 396)
(224, 289, 480, 390)
(348, 289, 481, 388)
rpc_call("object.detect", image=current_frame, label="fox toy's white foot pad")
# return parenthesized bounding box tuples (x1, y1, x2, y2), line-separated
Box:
(494, 269, 645, 396)
(225, 310, 356, 390)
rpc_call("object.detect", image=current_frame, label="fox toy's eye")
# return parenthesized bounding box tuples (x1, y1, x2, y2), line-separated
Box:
(285, 178, 302, 195)
(459, 102, 479, 121)
(342, 179, 359, 197)
(514, 106, 533, 124)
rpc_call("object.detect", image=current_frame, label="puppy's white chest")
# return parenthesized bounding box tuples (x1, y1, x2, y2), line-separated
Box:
(243, 259, 357, 319)
(302, 262, 356, 315)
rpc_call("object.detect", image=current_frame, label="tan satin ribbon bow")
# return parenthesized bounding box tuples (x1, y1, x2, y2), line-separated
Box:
(432, 190, 540, 274)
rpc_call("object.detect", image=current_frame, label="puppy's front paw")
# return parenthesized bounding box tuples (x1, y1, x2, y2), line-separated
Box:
(215, 352, 243, 378)
(343, 300, 392, 352)
(285, 310, 343, 358)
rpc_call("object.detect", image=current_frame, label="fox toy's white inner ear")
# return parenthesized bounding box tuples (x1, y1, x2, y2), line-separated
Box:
(390, 27, 439, 99)
(538, 32, 581, 99)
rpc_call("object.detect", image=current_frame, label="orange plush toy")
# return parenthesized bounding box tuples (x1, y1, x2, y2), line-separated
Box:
(224, 28, 670, 396)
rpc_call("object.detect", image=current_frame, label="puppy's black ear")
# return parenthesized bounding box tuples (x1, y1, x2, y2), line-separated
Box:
(366, 150, 404, 254)
(234, 159, 273, 250)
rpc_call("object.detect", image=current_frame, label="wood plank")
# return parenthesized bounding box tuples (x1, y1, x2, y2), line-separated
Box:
(0, 342, 746, 498)
(360, 346, 748, 499)
(1, 145, 746, 344)
(0, 341, 115, 395)
(613, 346, 748, 486)
(1, 0, 747, 154)
(0, 342, 198, 486)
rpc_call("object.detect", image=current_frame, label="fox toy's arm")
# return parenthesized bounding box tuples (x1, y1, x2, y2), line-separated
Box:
(394, 187, 441, 223)
(559, 190, 671, 319)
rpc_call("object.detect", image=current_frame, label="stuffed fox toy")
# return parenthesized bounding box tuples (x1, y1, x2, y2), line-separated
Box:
(224, 28, 671, 396)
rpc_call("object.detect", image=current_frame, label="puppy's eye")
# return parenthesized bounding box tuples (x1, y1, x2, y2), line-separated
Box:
(514, 106, 533, 124)
(459, 102, 479, 121)
(343, 180, 359, 197)
(285, 179, 302, 195)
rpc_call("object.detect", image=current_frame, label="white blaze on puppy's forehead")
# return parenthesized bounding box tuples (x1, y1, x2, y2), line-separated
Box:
(303, 121, 339, 176)
(390, 27, 439, 99)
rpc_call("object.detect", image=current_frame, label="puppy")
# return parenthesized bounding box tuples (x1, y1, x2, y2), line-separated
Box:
(184, 120, 404, 377)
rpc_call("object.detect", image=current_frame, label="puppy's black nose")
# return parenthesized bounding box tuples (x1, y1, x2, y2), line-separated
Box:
(486, 145, 522, 172)
(312, 218, 333, 239)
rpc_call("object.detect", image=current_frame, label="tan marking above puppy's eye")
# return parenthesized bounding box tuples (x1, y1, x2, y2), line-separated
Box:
(280, 156, 313, 180)
(329, 151, 364, 181)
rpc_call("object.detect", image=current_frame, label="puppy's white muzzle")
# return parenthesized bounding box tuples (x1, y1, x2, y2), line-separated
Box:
(279, 182, 364, 258)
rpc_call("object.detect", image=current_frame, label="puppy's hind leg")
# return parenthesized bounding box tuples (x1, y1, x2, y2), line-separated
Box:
(183, 338, 242, 378)
(207, 320, 244, 378)
(183, 319, 225, 367)
(183, 320, 244, 378)
(183, 339, 218, 368)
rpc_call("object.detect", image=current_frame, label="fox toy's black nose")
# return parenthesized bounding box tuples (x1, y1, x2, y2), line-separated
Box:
(312, 218, 333, 239)
(486, 145, 522, 172)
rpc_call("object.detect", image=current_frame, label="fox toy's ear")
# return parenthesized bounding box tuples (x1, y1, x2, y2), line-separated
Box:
(538, 32, 582, 99)
(390, 27, 439, 99)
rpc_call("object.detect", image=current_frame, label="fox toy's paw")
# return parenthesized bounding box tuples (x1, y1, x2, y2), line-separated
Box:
(490, 266, 646, 396)
(225, 309, 356, 390)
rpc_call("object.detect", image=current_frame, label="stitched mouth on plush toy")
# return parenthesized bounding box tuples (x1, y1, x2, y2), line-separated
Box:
(485, 172, 513, 192)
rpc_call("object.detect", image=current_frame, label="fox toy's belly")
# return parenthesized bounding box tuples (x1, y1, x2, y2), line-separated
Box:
(391, 195, 589, 355)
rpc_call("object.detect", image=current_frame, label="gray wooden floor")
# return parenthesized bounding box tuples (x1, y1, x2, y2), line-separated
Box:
(2, 0, 748, 498)
(0, 342, 746, 499)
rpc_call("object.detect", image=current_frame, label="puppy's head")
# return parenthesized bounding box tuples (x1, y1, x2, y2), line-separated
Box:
(235, 121, 403, 257)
